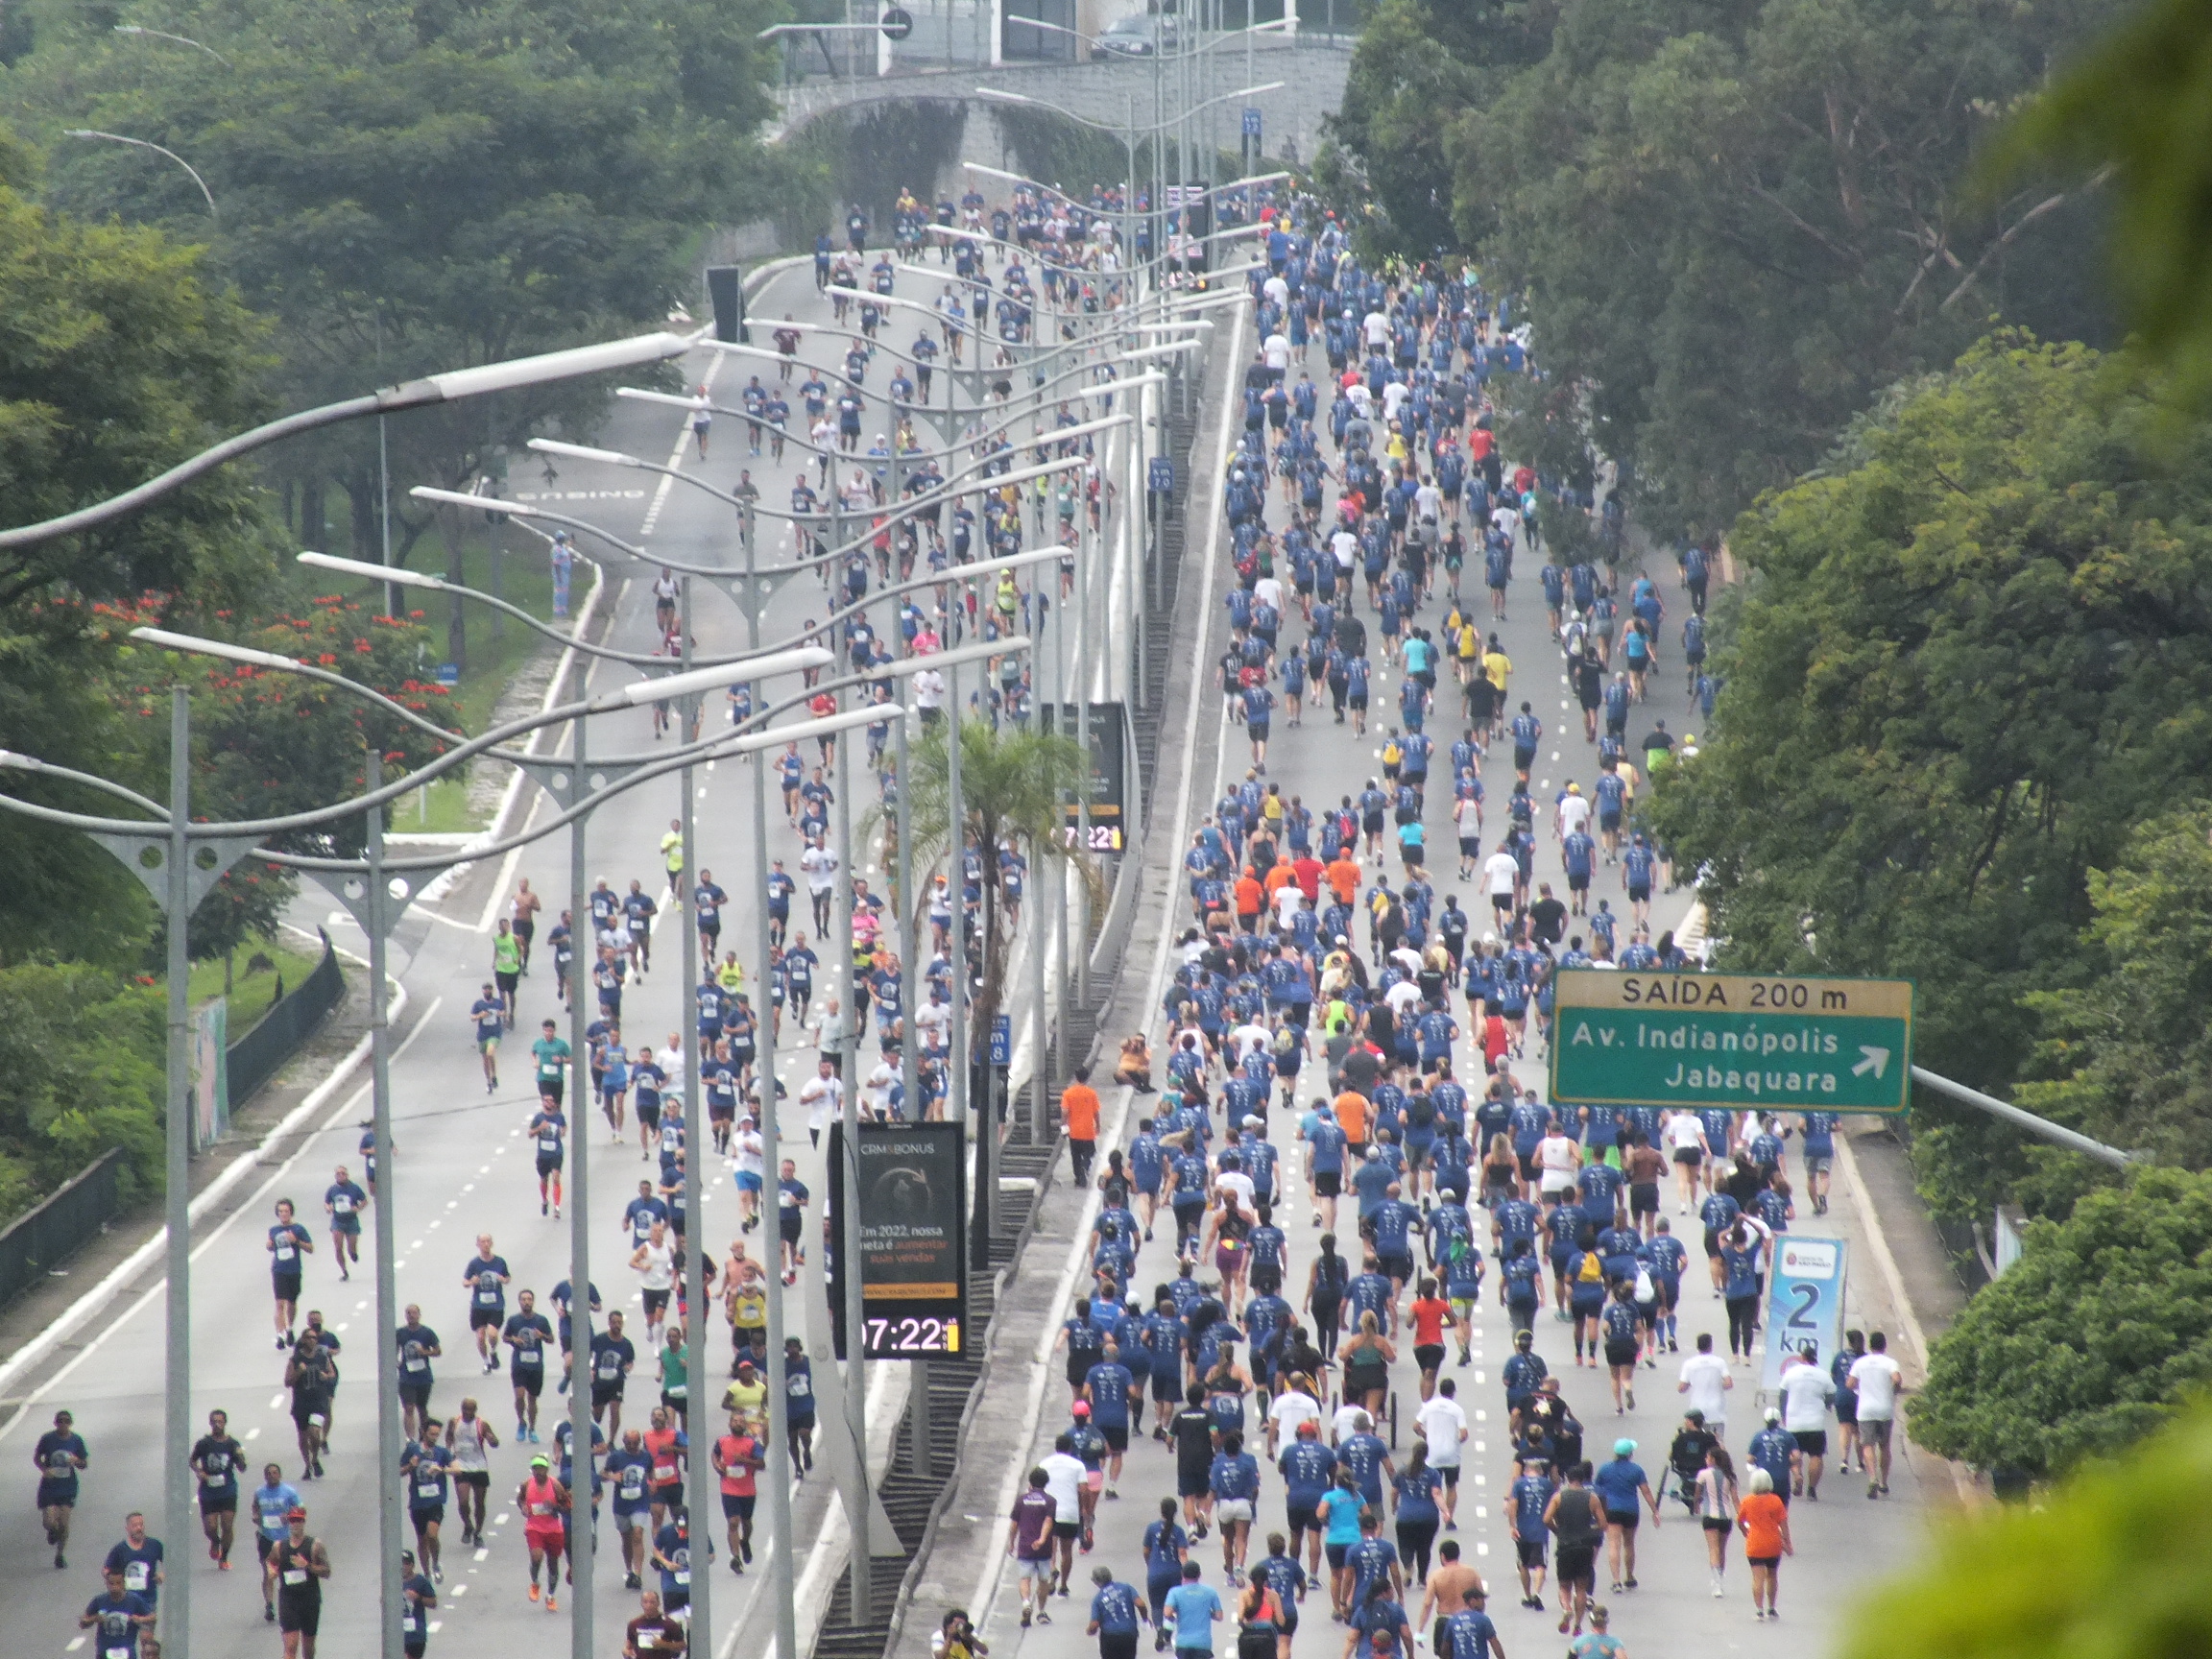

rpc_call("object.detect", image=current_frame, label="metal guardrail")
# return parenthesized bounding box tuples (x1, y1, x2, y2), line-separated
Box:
(0, 1149, 123, 1311)
(226, 928, 343, 1107)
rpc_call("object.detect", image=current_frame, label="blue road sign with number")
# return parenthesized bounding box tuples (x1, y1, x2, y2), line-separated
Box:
(1148, 456, 1175, 493)
(989, 1014, 1012, 1066)
(1760, 1236, 1848, 1396)
(1242, 108, 1262, 138)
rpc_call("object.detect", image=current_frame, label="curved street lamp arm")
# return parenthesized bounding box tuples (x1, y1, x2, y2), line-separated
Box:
(0, 330, 698, 553)
(300, 551, 679, 670)
(627, 349, 1148, 480)
(0, 751, 167, 818)
(260, 701, 894, 875)
(438, 433, 1114, 591)
(130, 628, 471, 746)
(64, 130, 217, 216)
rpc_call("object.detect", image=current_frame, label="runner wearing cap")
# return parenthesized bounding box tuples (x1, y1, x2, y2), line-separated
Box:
(517, 1453, 569, 1609)
(269, 1506, 330, 1659)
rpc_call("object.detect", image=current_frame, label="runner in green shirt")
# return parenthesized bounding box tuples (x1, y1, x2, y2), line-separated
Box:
(532, 1022, 571, 1108)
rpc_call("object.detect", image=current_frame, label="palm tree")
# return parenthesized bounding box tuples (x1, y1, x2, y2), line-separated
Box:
(875, 713, 1103, 1057)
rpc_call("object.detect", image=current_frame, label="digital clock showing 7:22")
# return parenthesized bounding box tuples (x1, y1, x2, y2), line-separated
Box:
(863, 1316, 961, 1357)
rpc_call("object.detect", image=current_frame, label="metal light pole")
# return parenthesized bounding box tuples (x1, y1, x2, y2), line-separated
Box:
(832, 709, 873, 1617)
(678, 574, 712, 1659)
(566, 713, 596, 1659)
(894, 701, 926, 1469)
(161, 688, 192, 1659)
(745, 515, 802, 1659)
(365, 748, 407, 1659)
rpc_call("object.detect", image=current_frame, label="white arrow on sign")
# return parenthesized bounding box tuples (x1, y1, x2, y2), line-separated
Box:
(1852, 1046, 1890, 1080)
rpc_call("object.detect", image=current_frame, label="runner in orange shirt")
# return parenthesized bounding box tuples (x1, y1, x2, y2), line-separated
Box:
(1334, 1090, 1372, 1154)
(1234, 870, 1265, 931)
(1325, 854, 1362, 908)
(1061, 1066, 1101, 1186)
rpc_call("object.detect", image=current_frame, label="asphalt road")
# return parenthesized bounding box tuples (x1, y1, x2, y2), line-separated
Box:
(4, 249, 1127, 1659)
(965, 372, 1951, 1659)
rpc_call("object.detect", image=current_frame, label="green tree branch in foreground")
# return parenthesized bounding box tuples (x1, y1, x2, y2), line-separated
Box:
(1852, 1395, 2212, 1659)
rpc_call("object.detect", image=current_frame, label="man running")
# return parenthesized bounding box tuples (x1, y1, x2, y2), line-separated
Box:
(190, 1407, 246, 1570)
(34, 1407, 87, 1568)
(504, 1289, 555, 1442)
(529, 1094, 568, 1218)
(268, 1198, 313, 1349)
(446, 1396, 499, 1545)
(249, 1463, 301, 1622)
(269, 1505, 330, 1659)
(463, 1234, 511, 1372)
(470, 982, 506, 1094)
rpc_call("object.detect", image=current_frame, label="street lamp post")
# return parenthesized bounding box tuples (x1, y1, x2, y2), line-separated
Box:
(62, 129, 218, 216)
(57, 625, 828, 1659)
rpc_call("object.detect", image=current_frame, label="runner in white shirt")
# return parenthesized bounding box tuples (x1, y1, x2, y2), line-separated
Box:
(1665, 1110, 1711, 1213)
(1214, 1161, 1257, 1221)
(1411, 1382, 1470, 1527)
(1273, 883, 1306, 930)
(1264, 1381, 1321, 1456)
(798, 838, 839, 934)
(1455, 796, 1484, 879)
(1227, 1022, 1272, 1065)
(1776, 1347, 1837, 1497)
(1556, 785, 1592, 838)
(913, 991, 951, 1053)
(1362, 310, 1390, 350)
(1483, 848, 1521, 923)
(797, 1058, 842, 1148)
(1846, 1334, 1906, 1496)
(732, 1118, 766, 1231)
(1535, 1128, 1582, 1196)
(862, 1054, 897, 1121)
(1677, 1333, 1733, 1431)
(1384, 978, 1424, 1025)
(629, 1222, 678, 1342)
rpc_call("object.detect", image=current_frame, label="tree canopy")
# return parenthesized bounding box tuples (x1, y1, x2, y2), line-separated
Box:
(1909, 1166, 2212, 1478)
(1318, 0, 2120, 536)
(6, 0, 786, 656)
(1642, 335, 2212, 1222)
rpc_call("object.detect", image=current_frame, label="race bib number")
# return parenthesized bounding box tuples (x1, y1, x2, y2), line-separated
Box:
(282, 1568, 308, 1586)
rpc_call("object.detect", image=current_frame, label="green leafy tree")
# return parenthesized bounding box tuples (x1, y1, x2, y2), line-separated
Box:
(1908, 1166, 2212, 1478)
(883, 713, 1100, 1050)
(13, 0, 786, 664)
(2001, 810, 2212, 1213)
(1985, 0, 2212, 408)
(1848, 1396, 2212, 1659)
(1643, 335, 2212, 1222)
(1434, 0, 2117, 538)
(0, 963, 167, 1216)
(0, 146, 279, 964)
(108, 592, 453, 984)
(1311, 0, 1521, 261)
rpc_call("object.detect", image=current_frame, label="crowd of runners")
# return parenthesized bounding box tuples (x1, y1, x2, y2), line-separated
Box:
(984, 186, 1909, 1659)
(35, 176, 1905, 1659)
(32, 179, 1174, 1659)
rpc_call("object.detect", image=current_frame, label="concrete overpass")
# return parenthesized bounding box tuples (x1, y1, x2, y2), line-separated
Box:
(765, 33, 1353, 194)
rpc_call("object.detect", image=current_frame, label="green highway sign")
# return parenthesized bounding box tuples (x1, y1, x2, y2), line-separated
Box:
(1550, 970, 1914, 1114)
